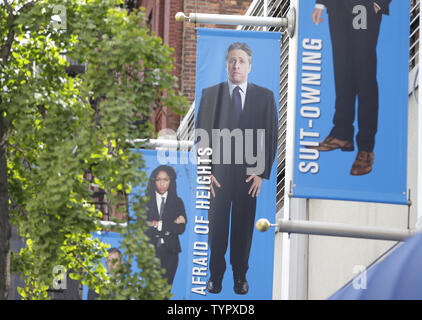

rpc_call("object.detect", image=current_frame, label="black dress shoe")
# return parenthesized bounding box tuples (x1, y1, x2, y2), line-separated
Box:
(233, 279, 249, 295)
(207, 280, 222, 294)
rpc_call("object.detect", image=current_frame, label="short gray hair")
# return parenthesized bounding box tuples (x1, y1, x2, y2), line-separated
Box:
(225, 42, 252, 64)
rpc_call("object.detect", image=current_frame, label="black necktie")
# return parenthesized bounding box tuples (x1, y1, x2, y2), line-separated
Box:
(232, 86, 242, 125)
(159, 196, 165, 219)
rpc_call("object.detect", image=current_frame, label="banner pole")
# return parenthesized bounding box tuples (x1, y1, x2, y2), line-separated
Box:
(276, 219, 414, 242)
(263, 0, 268, 32)
(281, 0, 299, 300)
(175, 12, 296, 37)
(257, 218, 415, 242)
(417, 0, 422, 229)
(128, 139, 194, 149)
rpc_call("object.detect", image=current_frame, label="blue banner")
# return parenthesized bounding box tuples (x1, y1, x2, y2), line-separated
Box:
(193, 28, 280, 299)
(84, 135, 278, 300)
(133, 149, 195, 299)
(293, 0, 410, 204)
(83, 149, 195, 300)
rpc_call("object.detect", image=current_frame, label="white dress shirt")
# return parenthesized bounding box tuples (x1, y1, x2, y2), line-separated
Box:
(155, 191, 167, 231)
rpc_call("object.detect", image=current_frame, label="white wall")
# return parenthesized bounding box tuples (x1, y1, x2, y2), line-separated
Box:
(273, 84, 420, 300)
(307, 201, 408, 299)
(306, 84, 419, 299)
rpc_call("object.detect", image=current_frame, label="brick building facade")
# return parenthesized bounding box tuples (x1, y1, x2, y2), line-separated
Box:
(139, 0, 252, 132)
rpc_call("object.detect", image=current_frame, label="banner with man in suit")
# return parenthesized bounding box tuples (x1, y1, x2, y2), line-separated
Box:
(193, 28, 280, 299)
(293, 0, 410, 204)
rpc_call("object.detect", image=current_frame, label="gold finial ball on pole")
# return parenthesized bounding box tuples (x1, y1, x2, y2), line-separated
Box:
(256, 218, 271, 232)
(175, 12, 186, 22)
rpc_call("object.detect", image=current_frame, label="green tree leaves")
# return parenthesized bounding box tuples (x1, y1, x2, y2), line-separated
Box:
(2, 0, 186, 299)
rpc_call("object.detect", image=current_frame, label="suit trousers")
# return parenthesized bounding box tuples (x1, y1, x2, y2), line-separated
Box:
(208, 165, 257, 282)
(327, 1, 382, 152)
(156, 245, 179, 285)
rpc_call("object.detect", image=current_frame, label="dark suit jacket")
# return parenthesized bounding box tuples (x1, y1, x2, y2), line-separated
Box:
(195, 81, 277, 180)
(316, 0, 391, 15)
(146, 194, 186, 254)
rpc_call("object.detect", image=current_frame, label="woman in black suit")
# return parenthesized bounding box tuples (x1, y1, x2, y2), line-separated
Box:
(145, 165, 187, 287)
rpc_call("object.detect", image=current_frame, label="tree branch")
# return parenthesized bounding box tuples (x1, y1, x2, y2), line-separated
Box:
(1, 24, 16, 64)
(1, 1, 37, 64)
(9, 198, 29, 222)
(8, 143, 33, 171)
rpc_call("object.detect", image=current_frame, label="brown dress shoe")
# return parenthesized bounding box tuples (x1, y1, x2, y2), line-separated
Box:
(309, 135, 354, 152)
(350, 151, 374, 176)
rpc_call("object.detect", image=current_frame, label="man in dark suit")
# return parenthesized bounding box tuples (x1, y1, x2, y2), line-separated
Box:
(311, 0, 391, 175)
(87, 247, 122, 300)
(195, 42, 277, 295)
